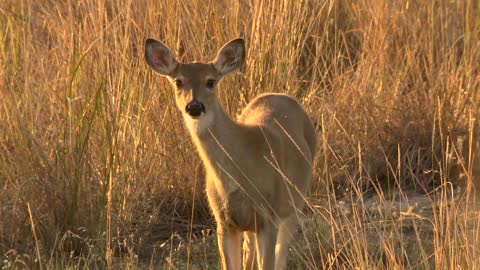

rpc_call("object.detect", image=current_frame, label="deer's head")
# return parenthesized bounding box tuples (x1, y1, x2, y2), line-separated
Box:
(145, 38, 245, 120)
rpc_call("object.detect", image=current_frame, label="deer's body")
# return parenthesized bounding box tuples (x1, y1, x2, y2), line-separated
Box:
(145, 38, 316, 270)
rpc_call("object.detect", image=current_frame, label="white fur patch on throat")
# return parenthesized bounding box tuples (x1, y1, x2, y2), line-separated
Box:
(184, 111, 214, 135)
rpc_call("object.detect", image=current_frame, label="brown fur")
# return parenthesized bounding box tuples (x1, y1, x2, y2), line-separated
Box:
(145, 38, 316, 270)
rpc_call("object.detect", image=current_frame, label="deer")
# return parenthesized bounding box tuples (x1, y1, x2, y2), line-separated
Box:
(145, 37, 316, 270)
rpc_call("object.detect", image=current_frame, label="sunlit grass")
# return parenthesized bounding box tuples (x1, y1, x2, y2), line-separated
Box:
(0, 0, 479, 269)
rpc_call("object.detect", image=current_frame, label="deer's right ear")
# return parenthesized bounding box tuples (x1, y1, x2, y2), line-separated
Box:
(145, 38, 178, 76)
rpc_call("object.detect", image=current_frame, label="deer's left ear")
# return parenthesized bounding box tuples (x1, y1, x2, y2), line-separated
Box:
(212, 38, 245, 76)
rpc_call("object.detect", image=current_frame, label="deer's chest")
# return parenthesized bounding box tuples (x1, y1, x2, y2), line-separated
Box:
(206, 181, 264, 232)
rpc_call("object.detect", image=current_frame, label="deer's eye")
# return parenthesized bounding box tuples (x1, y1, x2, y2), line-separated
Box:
(206, 79, 216, 89)
(174, 79, 183, 88)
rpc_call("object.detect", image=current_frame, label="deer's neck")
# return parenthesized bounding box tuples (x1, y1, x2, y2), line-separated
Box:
(184, 103, 251, 194)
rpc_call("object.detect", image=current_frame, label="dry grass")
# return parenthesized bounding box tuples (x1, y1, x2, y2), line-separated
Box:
(0, 0, 479, 269)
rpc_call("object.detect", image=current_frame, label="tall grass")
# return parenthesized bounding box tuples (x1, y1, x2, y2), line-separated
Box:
(0, 0, 479, 269)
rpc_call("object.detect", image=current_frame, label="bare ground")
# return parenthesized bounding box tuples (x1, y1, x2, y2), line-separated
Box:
(148, 188, 479, 269)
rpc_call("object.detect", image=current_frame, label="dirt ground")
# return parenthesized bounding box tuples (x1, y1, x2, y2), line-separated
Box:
(151, 188, 479, 269)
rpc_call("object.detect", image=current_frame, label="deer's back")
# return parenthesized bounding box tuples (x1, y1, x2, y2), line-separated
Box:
(239, 93, 316, 163)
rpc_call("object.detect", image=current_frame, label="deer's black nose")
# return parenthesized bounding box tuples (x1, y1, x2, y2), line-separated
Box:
(185, 100, 206, 117)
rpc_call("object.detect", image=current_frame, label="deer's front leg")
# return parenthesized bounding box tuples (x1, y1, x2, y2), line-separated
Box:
(217, 225, 242, 270)
(243, 231, 256, 270)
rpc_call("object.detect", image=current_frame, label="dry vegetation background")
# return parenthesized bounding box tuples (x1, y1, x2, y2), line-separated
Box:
(1, 0, 479, 269)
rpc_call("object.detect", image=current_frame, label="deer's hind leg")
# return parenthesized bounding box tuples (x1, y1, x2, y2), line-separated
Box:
(255, 224, 278, 270)
(274, 215, 298, 270)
